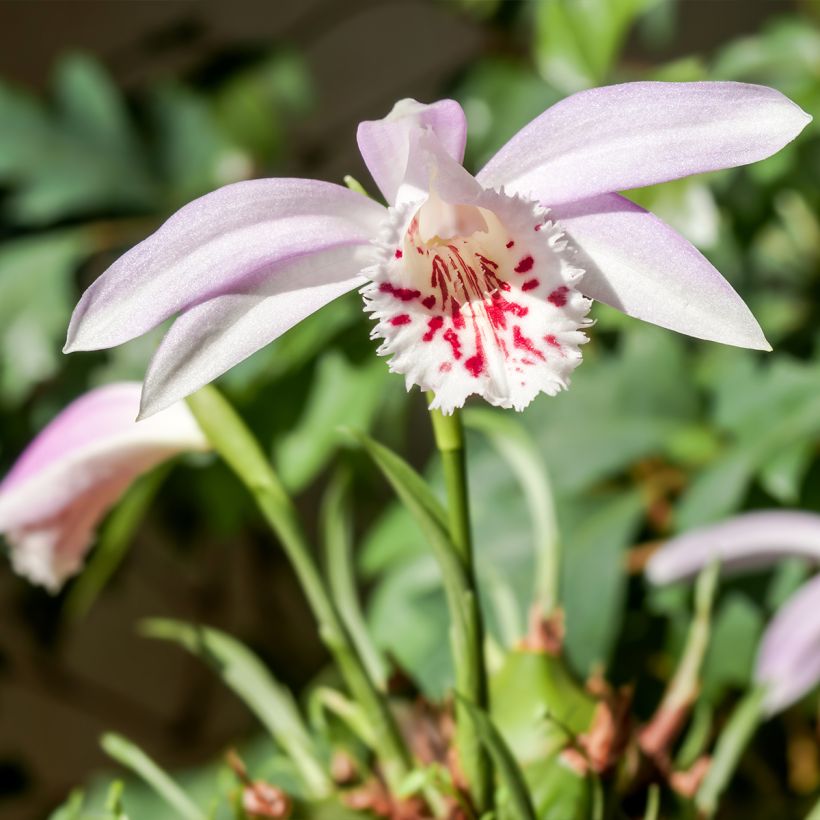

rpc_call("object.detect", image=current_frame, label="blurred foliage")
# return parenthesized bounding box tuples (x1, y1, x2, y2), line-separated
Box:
(2, 0, 820, 818)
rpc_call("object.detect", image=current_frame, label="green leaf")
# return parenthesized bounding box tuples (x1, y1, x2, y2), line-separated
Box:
(696, 687, 767, 817)
(701, 593, 764, 701)
(5, 54, 156, 222)
(490, 650, 595, 766)
(148, 83, 248, 206)
(140, 618, 331, 799)
(535, 0, 661, 92)
(456, 697, 537, 820)
(213, 51, 314, 158)
(463, 408, 560, 613)
(0, 229, 94, 403)
(560, 490, 645, 675)
(101, 733, 206, 820)
(276, 353, 390, 492)
(321, 471, 387, 688)
(48, 789, 85, 820)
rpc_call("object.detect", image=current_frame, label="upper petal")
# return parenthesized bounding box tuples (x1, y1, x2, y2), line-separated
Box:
(477, 81, 811, 204)
(551, 193, 769, 350)
(0, 383, 208, 590)
(65, 178, 386, 352)
(357, 98, 467, 205)
(755, 573, 820, 715)
(138, 244, 373, 418)
(646, 510, 820, 585)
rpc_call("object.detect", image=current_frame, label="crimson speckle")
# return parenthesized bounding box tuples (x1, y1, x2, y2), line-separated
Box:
(390, 314, 411, 326)
(513, 326, 545, 360)
(521, 278, 539, 292)
(548, 286, 569, 307)
(545, 334, 561, 348)
(487, 292, 528, 330)
(505, 240, 515, 249)
(422, 295, 436, 309)
(465, 353, 485, 378)
(443, 328, 462, 359)
(394, 249, 403, 259)
(423, 316, 444, 342)
(380, 283, 421, 302)
(514, 255, 534, 274)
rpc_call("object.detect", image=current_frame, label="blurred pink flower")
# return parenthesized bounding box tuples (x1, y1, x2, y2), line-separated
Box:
(647, 510, 820, 714)
(64, 84, 810, 417)
(0, 383, 208, 592)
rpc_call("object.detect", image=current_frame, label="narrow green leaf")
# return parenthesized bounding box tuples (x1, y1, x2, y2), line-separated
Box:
(464, 408, 560, 614)
(105, 781, 128, 819)
(695, 687, 766, 817)
(643, 784, 660, 820)
(806, 793, 820, 820)
(140, 618, 331, 798)
(310, 685, 375, 748)
(48, 789, 84, 820)
(321, 470, 387, 688)
(186, 386, 411, 792)
(347, 428, 450, 534)
(350, 430, 489, 809)
(101, 733, 205, 820)
(456, 697, 537, 820)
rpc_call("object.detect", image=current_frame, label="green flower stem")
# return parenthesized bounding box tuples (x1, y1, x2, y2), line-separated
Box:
(186, 385, 411, 791)
(696, 686, 766, 817)
(427, 400, 493, 811)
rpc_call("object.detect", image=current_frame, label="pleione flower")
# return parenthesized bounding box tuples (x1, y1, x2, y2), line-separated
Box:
(647, 510, 820, 715)
(0, 383, 208, 592)
(63, 83, 810, 417)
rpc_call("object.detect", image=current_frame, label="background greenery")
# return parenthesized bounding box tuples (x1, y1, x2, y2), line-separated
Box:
(1, 1, 819, 817)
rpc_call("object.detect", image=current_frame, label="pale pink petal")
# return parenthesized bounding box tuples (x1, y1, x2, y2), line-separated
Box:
(0, 383, 208, 591)
(138, 244, 375, 418)
(646, 510, 820, 586)
(357, 98, 467, 206)
(65, 179, 386, 352)
(755, 574, 820, 714)
(551, 193, 769, 350)
(478, 82, 811, 205)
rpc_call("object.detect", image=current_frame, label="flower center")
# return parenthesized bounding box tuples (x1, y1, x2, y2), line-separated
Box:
(364, 189, 590, 412)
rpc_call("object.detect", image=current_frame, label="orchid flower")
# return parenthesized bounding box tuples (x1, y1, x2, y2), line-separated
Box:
(647, 510, 820, 715)
(0, 383, 208, 592)
(64, 83, 810, 417)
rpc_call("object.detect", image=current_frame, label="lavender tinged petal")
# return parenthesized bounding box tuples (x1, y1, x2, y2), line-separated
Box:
(647, 511, 820, 586)
(478, 82, 811, 205)
(65, 179, 386, 352)
(755, 574, 820, 715)
(0, 384, 208, 591)
(551, 194, 769, 350)
(138, 244, 374, 418)
(357, 98, 467, 205)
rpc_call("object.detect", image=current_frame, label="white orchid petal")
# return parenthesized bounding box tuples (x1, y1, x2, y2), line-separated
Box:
(647, 510, 820, 585)
(0, 384, 208, 591)
(552, 193, 769, 350)
(755, 574, 820, 715)
(65, 179, 385, 352)
(478, 81, 811, 204)
(357, 98, 467, 205)
(139, 245, 372, 418)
